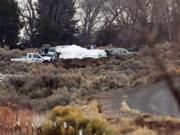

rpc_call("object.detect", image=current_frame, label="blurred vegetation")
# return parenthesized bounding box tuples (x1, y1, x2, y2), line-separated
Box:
(0, 43, 179, 111)
(0, 0, 22, 49)
(42, 105, 113, 135)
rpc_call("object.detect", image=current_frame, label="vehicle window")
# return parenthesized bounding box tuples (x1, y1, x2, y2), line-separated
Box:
(33, 54, 41, 58)
(28, 54, 32, 58)
(49, 48, 55, 52)
(44, 48, 49, 53)
(41, 48, 49, 54)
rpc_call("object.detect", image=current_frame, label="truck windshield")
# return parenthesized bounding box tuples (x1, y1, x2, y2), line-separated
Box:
(49, 48, 55, 52)
(33, 54, 41, 58)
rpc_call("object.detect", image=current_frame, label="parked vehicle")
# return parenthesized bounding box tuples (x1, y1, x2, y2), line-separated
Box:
(127, 44, 148, 52)
(127, 47, 139, 52)
(105, 48, 132, 56)
(48, 47, 57, 56)
(11, 53, 52, 63)
(40, 47, 60, 59)
(40, 48, 49, 56)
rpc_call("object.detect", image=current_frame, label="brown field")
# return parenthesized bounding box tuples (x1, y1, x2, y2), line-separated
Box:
(0, 43, 180, 134)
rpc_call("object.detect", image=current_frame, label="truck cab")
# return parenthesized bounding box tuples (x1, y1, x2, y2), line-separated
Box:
(27, 53, 43, 62)
(40, 47, 60, 59)
(11, 53, 52, 63)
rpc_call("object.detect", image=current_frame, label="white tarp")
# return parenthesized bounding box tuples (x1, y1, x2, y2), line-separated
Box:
(55, 45, 107, 59)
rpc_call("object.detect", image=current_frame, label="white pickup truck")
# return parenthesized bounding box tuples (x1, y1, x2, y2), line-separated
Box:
(11, 53, 52, 63)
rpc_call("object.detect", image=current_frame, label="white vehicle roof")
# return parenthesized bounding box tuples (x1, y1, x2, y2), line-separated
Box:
(55, 45, 107, 59)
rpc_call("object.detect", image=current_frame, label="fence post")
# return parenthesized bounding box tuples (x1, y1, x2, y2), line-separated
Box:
(64, 122, 68, 135)
(26, 122, 29, 135)
(13, 120, 21, 135)
(1, 124, 3, 135)
(13, 123, 16, 135)
(11, 125, 14, 135)
(53, 122, 57, 128)
(31, 123, 34, 135)
(37, 127, 42, 135)
(79, 129, 83, 135)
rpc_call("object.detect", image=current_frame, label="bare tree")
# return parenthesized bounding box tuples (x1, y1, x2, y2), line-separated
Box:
(18, 0, 180, 46)
(94, 0, 180, 46)
(18, 0, 37, 42)
(95, 0, 150, 46)
(77, 0, 105, 45)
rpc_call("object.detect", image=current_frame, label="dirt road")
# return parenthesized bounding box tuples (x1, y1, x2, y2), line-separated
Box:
(95, 81, 180, 117)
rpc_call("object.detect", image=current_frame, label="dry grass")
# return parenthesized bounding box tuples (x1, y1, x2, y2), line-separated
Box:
(0, 43, 179, 112)
(42, 101, 113, 135)
(107, 101, 180, 135)
(0, 104, 34, 129)
(130, 128, 158, 135)
(0, 43, 179, 135)
(114, 118, 158, 135)
(0, 101, 179, 135)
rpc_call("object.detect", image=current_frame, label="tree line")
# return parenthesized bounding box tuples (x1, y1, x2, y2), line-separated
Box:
(0, 0, 180, 49)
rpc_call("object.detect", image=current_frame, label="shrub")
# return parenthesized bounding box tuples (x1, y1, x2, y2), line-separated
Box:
(131, 127, 158, 135)
(8, 76, 27, 90)
(7, 74, 60, 97)
(42, 106, 113, 135)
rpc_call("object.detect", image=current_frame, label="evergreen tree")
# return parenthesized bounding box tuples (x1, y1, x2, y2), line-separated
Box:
(35, 0, 78, 46)
(0, 0, 21, 48)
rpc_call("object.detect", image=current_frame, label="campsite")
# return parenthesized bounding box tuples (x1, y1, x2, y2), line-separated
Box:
(0, 42, 180, 134)
(0, 0, 180, 135)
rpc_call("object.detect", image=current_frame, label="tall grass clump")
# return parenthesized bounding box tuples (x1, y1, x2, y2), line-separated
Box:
(42, 105, 113, 135)
(131, 128, 158, 135)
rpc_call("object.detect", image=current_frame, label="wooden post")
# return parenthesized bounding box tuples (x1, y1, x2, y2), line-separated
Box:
(79, 129, 83, 135)
(64, 122, 68, 135)
(53, 122, 57, 128)
(13, 123, 16, 135)
(37, 127, 42, 135)
(11, 125, 14, 135)
(14, 120, 22, 135)
(26, 122, 29, 135)
(31, 123, 34, 135)
(1, 124, 3, 134)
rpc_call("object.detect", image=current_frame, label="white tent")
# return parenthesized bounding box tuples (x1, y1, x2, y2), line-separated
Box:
(55, 45, 107, 59)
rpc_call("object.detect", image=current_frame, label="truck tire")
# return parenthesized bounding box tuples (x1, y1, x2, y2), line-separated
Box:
(43, 60, 50, 64)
